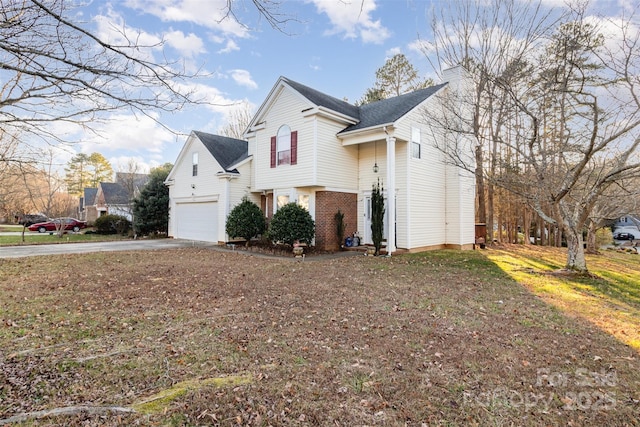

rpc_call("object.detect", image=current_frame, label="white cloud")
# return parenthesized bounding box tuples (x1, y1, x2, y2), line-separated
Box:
(112, 155, 157, 174)
(218, 39, 240, 54)
(123, 0, 250, 38)
(408, 39, 432, 55)
(385, 46, 402, 57)
(78, 113, 174, 156)
(229, 69, 258, 89)
(308, 0, 390, 44)
(164, 30, 206, 58)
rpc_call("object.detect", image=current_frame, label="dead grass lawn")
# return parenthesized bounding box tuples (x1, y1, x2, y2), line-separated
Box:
(1, 246, 639, 426)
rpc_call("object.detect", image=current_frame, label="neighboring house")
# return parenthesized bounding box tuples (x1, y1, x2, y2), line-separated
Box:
(166, 67, 476, 252)
(613, 215, 640, 239)
(89, 173, 150, 222)
(79, 187, 98, 223)
(614, 215, 640, 229)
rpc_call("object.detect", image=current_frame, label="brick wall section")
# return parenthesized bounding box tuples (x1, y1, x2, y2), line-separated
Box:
(315, 191, 357, 251)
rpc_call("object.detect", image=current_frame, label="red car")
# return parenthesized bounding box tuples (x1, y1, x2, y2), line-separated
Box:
(28, 218, 87, 233)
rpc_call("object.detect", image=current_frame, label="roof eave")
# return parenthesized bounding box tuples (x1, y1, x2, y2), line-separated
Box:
(338, 122, 395, 138)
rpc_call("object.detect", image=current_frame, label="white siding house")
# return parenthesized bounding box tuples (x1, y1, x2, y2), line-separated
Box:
(167, 68, 476, 252)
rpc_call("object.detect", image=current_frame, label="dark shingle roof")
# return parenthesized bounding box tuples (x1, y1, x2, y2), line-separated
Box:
(282, 77, 360, 120)
(100, 182, 130, 205)
(83, 188, 98, 206)
(340, 83, 447, 133)
(193, 131, 248, 172)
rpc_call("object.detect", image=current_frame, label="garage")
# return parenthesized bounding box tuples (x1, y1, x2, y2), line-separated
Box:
(175, 201, 218, 242)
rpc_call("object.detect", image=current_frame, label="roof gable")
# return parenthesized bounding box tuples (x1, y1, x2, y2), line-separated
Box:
(99, 182, 130, 205)
(282, 77, 360, 120)
(340, 83, 447, 134)
(83, 187, 98, 205)
(193, 131, 248, 173)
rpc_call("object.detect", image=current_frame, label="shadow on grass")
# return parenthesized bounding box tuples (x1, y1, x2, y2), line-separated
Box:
(484, 245, 640, 351)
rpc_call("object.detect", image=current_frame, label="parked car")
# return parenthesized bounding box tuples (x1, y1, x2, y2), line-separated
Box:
(18, 214, 49, 227)
(28, 218, 87, 233)
(613, 232, 636, 241)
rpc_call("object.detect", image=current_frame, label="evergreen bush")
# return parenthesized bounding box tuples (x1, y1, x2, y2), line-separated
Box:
(226, 197, 266, 246)
(268, 203, 315, 246)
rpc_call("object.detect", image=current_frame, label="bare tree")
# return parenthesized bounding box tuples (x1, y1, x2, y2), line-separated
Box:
(426, 1, 640, 272)
(219, 101, 254, 140)
(503, 12, 640, 271)
(424, 0, 560, 241)
(0, 1, 289, 151)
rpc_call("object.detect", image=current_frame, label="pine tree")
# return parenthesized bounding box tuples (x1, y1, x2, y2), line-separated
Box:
(133, 163, 172, 235)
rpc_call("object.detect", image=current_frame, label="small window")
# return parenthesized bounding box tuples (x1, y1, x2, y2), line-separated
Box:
(298, 195, 309, 211)
(277, 195, 290, 209)
(277, 125, 291, 165)
(411, 127, 421, 159)
(192, 152, 199, 176)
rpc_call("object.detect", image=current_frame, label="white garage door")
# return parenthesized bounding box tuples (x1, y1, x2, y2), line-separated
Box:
(175, 202, 218, 242)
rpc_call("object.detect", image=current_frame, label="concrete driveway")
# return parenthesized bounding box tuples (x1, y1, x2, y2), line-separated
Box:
(0, 239, 215, 259)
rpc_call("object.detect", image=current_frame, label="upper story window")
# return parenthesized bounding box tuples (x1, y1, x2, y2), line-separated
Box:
(411, 127, 421, 159)
(270, 127, 298, 168)
(277, 125, 291, 165)
(192, 152, 199, 176)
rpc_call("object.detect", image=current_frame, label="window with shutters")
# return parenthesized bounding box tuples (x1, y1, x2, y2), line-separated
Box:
(277, 125, 291, 165)
(271, 126, 297, 168)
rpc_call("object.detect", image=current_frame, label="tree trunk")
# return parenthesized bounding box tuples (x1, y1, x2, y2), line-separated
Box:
(565, 228, 587, 272)
(585, 221, 599, 254)
(523, 207, 532, 245)
(475, 145, 486, 226)
(487, 183, 494, 244)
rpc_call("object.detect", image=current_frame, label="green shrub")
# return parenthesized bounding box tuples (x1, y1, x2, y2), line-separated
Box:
(268, 203, 315, 246)
(95, 214, 131, 235)
(226, 197, 266, 246)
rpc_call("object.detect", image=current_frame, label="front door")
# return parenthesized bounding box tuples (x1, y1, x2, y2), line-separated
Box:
(363, 194, 388, 245)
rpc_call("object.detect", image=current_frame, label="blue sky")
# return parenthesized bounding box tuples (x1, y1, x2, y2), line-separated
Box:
(58, 0, 627, 174)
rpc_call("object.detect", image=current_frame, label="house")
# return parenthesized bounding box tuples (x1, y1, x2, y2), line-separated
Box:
(87, 173, 150, 222)
(166, 67, 476, 252)
(79, 187, 98, 223)
(613, 215, 640, 239)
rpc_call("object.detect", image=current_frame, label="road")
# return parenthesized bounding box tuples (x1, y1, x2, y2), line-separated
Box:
(0, 239, 215, 259)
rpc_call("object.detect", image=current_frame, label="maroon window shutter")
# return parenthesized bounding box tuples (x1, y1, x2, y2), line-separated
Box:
(290, 131, 298, 165)
(270, 136, 276, 168)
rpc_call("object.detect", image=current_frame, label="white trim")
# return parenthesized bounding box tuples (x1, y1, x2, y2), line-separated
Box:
(386, 136, 396, 254)
(313, 116, 318, 184)
(172, 195, 219, 203)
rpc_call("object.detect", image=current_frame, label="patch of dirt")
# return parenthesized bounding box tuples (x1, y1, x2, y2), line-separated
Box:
(1, 247, 639, 426)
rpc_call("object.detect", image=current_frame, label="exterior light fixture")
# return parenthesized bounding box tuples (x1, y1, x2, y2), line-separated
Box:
(373, 140, 379, 173)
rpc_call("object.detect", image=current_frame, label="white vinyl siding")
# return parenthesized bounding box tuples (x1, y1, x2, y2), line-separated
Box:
(254, 88, 309, 190)
(315, 116, 359, 189)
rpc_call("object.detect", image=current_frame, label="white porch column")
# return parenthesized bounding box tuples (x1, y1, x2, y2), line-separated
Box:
(386, 136, 396, 254)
